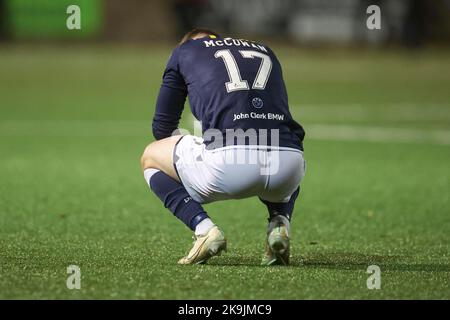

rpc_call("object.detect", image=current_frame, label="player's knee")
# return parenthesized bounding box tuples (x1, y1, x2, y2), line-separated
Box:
(140, 144, 156, 170)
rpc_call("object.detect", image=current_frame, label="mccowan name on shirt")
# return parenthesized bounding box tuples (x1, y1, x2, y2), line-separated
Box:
(233, 112, 285, 122)
(203, 38, 268, 52)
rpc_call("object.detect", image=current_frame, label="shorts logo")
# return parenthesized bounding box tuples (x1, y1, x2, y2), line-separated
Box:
(252, 97, 264, 109)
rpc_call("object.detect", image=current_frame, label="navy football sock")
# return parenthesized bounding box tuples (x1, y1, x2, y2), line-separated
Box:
(259, 187, 300, 222)
(144, 169, 209, 231)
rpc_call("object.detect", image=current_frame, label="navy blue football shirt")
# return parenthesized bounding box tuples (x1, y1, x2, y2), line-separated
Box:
(152, 35, 305, 150)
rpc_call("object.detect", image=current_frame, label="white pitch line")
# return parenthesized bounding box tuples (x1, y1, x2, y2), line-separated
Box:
(0, 120, 449, 146)
(291, 103, 450, 122)
(306, 124, 450, 146)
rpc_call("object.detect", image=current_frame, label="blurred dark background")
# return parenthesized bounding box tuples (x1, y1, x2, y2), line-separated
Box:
(0, 0, 449, 47)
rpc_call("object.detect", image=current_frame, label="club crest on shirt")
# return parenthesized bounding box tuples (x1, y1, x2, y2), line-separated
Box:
(252, 97, 264, 109)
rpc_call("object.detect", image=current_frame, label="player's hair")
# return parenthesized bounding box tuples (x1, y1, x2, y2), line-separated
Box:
(179, 28, 220, 45)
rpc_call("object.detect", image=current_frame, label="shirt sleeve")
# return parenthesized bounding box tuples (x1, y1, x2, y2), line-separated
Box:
(152, 46, 187, 140)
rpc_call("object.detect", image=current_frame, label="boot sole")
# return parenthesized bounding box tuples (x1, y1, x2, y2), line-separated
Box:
(268, 236, 290, 266)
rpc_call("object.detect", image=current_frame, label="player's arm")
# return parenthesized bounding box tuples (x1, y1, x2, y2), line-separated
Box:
(152, 47, 187, 140)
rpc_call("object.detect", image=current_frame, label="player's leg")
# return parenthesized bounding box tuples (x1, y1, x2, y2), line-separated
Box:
(141, 135, 212, 232)
(260, 186, 300, 226)
(259, 188, 300, 265)
(140, 135, 225, 264)
(259, 150, 305, 265)
(140, 135, 182, 181)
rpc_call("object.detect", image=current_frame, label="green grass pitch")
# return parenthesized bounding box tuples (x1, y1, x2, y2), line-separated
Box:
(0, 45, 449, 299)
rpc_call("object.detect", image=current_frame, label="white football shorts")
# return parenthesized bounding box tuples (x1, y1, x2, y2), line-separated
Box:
(173, 135, 306, 204)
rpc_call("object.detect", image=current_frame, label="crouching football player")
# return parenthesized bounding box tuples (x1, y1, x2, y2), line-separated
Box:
(140, 29, 306, 265)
